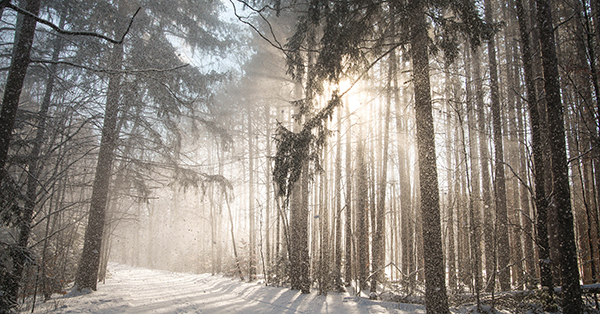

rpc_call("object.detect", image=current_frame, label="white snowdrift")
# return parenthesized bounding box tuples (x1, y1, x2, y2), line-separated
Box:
(25, 263, 432, 313)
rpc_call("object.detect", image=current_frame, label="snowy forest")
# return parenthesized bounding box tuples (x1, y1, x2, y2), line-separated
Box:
(1, 0, 600, 313)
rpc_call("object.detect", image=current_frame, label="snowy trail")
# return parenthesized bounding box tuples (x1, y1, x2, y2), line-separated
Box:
(27, 263, 428, 313)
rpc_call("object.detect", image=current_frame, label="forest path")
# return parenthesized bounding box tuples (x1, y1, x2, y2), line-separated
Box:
(26, 263, 425, 313)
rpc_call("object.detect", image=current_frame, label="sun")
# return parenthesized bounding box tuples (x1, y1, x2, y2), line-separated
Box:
(331, 77, 365, 118)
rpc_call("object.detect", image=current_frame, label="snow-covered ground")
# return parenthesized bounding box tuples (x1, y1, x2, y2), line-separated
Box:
(23, 263, 448, 313)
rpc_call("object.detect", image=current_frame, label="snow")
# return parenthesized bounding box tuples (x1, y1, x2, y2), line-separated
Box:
(25, 263, 431, 313)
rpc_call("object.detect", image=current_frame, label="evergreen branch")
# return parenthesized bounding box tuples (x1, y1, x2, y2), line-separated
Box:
(6, 3, 140, 45)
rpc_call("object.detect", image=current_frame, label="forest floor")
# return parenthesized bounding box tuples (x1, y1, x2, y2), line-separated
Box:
(22, 263, 508, 314)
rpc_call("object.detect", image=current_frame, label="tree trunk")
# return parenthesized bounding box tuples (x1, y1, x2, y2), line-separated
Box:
(333, 106, 343, 290)
(248, 108, 256, 281)
(0, 0, 41, 173)
(265, 104, 272, 280)
(371, 53, 392, 293)
(472, 45, 495, 292)
(289, 105, 310, 293)
(356, 134, 369, 292)
(409, 1, 450, 311)
(445, 66, 457, 293)
(484, 0, 510, 292)
(0, 3, 48, 309)
(515, 0, 554, 292)
(344, 103, 353, 285)
(536, 0, 583, 311)
(503, 7, 525, 289)
(465, 43, 483, 294)
(319, 137, 330, 295)
(74, 40, 124, 292)
(394, 76, 414, 290)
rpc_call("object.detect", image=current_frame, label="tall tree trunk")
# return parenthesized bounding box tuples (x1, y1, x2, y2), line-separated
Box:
(409, 1, 450, 311)
(395, 75, 414, 290)
(356, 134, 369, 292)
(319, 137, 330, 295)
(371, 53, 392, 293)
(484, 0, 510, 292)
(504, 7, 525, 289)
(445, 66, 457, 292)
(74, 38, 124, 291)
(0, 0, 41, 173)
(512, 24, 535, 285)
(536, 0, 583, 311)
(333, 107, 343, 290)
(465, 43, 483, 294)
(1, 4, 51, 309)
(248, 108, 256, 281)
(571, 0, 600, 284)
(515, 0, 554, 292)
(344, 103, 353, 285)
(473, 46, 495, 292)
(289, 105, 310, 292)
(265, 104, 272, 280)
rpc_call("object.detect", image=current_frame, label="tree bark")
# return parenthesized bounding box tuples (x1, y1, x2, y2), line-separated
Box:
(333, 107, 343, 290)
(484, 0, 510, 291)
(344, 103, 353, 285)
(0, 2, 46, 309)
(74, 41, 123, 291)
(0, 0, 41, 172)
(515, 0, 554, 292)
(472, 45, 495, 292)
(248, 107, 256, 281)
(409, 1, 450, 311)
(371, 53, 392, 293)
(394, 75, 414, 290)
(465, 43, 483, 294)
(535, 0, 583, 311)
(356, 135, 369, 292)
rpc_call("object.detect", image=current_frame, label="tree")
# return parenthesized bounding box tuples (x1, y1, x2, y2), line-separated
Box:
(74, 34, 124, 292)
(0, 0, 42, 174)
(72, 0, 230, 290)
(535, 0, 583, 311)
(515, 0, 553, 293)
(370, 49, 392, 294)
(267, 0, 489, 309)
(332, 106, 344, 290)
(355, 132, 369, 292)
(484, 0, 510, 292)
(344, 103, 353, 285)
(409, 1, 450, 311)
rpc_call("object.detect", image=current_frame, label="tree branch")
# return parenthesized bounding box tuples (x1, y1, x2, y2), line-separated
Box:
(7, 3, 141, 45)
(229, 0, 290, 53)
(29, 58, 189, 74)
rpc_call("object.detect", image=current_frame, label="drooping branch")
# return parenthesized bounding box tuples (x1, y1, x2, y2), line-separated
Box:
(273, 93, 340, 199)
(6, 3, 141, 45)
